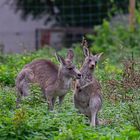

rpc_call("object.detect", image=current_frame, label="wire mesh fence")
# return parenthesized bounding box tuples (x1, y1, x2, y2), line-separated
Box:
(54, 0, 129, 27)
(0, 0, 138, 53)
(36, 0, 130, 49)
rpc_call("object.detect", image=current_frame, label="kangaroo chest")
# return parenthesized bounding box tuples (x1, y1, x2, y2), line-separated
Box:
(56, 78, 72, 96)
(76, 87, 91, 102)
(74, 76, 94, 107)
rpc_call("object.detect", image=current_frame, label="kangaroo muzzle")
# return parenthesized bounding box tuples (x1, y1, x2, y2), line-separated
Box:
(74, 68, 81, 79)
(89, 62, 95, 70)
(77, 73, 82, 79)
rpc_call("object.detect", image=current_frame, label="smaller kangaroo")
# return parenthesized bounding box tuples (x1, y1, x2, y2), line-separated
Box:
(74, 38, 102, 127)
(16, 49, 81, 110)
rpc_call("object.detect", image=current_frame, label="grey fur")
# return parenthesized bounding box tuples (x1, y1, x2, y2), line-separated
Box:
(16, 49, 81, 110)
(74, 47, 102, 127)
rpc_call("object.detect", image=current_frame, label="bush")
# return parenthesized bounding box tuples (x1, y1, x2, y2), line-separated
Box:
(87, 19, 140, 62)
(127, 102, 140, 131)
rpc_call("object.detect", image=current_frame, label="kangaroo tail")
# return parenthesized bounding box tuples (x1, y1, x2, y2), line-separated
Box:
(16, 68, 34, 95)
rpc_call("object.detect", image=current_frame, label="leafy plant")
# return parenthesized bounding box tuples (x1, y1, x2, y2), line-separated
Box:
(127, 102, 140, 131)
(105, 57, 140, 102)
(87, 19, 140, 62)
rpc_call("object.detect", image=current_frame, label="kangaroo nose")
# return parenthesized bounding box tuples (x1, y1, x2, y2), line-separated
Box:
(77, 73, 81, 78)
(90, 64, 95, 69)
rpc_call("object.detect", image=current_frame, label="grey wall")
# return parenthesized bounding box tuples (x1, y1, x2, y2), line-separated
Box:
(0, 0, 46, 53)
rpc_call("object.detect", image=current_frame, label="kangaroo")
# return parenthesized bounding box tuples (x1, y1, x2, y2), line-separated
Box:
(16, 49, 81, 110)
(74, 38, 102, 127)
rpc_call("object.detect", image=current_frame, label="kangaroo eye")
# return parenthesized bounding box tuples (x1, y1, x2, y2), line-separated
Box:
(89, 59, 92, 62)
(95, 61, 97, 64)
(68, 68, 73, 70)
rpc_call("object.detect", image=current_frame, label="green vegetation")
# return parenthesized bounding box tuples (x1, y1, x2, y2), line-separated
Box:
(0, 21, 140, 139)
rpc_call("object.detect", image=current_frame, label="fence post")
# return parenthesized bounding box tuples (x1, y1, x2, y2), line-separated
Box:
(35, 29, 39, 50)
(129, 0, 136, 31)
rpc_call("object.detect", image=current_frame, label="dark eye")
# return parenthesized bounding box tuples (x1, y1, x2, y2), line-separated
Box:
(95, 61, 97, 64)
(89, 59, 92, 62)
(68, 68, 73, 70)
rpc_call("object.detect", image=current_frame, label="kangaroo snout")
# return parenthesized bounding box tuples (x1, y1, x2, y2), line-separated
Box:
(89, 63, 95, 70)
(77, 73, 82, 79)
(73, 68, 81, 79)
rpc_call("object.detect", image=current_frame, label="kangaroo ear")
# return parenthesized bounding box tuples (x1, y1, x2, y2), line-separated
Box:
(67, 49, 74, 61)
(55, 53, 66, 65)
(95, 52, 103, 61)
(83, 47, 90, 57)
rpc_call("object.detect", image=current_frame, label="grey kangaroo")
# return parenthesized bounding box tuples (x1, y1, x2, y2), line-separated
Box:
(16, 49, 81, 110)
(74, 38, 102, 127)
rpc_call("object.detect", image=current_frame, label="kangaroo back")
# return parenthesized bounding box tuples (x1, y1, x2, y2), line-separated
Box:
(24, 59, 58, 87)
